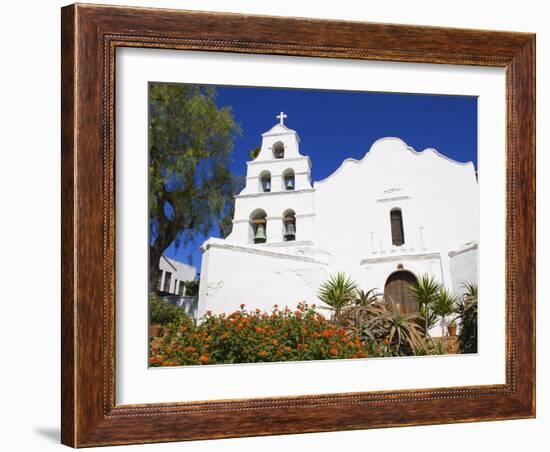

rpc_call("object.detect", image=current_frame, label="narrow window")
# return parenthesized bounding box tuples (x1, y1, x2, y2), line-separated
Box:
(163, 271, 172, 292)
(390, 208, 405, 246)
(178, 281, 185, 296)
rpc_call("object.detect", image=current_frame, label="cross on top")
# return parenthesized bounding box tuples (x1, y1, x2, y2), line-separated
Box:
(276, 111, 287, 125)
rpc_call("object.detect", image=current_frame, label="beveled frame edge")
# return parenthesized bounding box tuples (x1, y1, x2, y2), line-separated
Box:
(61, 3, 536, 447)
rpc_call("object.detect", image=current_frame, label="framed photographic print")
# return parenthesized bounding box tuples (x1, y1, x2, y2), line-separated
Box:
(61, 3, 536, 447)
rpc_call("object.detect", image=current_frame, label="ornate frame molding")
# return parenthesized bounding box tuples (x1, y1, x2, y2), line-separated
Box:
(61, 4, 535, 447)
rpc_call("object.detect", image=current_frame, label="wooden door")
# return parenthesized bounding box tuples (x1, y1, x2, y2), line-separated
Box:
(384, 271, 418, 314)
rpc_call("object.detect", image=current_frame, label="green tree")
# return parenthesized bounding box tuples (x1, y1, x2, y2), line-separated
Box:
(148, 83, 241, 290)
(249, 146, 261, 160)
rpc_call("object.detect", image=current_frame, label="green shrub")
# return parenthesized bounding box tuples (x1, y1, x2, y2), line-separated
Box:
(149, 296, 187, 326)
(457, 283, 478, 354)
(184, 280, 199, 296)
(150, 303, 372, 366)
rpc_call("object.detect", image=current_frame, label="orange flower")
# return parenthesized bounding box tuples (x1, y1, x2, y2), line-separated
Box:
(272, 339, 279, 346)
(199, 355, 209, 364)
(294, 310, 302, 317)
(322, 330, 333, 337)
(240, 304, 246, 309)
(255, 326, 265, 333)
(258, 350, 268, 358)
(329, 348, 338, 356)
(184, 346, 196, 353)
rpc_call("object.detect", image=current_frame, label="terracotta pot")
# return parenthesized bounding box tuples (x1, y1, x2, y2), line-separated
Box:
(448, 325, 457, 337)
(150, 325, 164, 337)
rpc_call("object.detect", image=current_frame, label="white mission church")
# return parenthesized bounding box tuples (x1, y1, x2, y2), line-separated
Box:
(197, 113, 478, 318)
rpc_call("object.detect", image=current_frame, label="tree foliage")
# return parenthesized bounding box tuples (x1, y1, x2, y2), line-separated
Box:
(148, 83, 241, 288)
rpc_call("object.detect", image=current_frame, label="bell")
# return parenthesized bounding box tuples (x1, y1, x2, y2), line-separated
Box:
(284, 222, 296, 241)
(285, 177, 294, 190)
(264, 180, 271, 192)
(254, 223, 267, 243)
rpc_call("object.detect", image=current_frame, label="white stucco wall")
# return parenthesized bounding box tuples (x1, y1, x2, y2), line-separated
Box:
(197, 239, 331, 318)
(314, 137, 478, 292)
(449, 242, 478, 297)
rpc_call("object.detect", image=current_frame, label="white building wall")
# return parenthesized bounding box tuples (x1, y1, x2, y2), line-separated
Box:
(197, 240, 330, 318)
(314, 137, 478, 291)
(449, 243, 478, 297)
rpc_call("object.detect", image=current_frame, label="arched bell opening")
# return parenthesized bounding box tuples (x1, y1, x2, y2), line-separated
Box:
(249, 209, 268, 244)
(283, 168, 295, 191)
(282, 209, 296, 242)
(384, 270, 418, 314)
(259, 171, 271, 193)
(272, 141, 285, 159)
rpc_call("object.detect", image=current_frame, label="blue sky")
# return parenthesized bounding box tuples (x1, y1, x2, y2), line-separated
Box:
(161, 85, 478, 272)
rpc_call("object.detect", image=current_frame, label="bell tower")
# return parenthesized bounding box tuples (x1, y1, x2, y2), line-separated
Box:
(226, 112, 316, 246)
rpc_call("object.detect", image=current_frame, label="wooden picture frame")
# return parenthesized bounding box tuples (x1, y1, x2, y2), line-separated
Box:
(61, 3, 536, 447)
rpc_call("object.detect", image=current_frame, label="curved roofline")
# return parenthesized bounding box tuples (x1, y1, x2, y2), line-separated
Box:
(315, 137, 475, 186)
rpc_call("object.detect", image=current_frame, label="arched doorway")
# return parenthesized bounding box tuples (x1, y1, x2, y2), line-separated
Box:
(384, 270, 418, 314)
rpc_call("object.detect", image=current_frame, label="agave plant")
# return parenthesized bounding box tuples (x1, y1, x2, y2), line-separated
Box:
(409, 274, 443, 338)
(386, 306, 424, 353)
(317, 273, 358, 320)
(354, 288, 380, 306)
(370, 302, 424, 354)
(432, 288, 458, 337)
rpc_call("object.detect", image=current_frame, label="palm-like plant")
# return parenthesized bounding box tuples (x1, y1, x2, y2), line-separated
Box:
(317, 273, 358, 320)
(432, 288, 458, 337)
(409, 274, 443, 338)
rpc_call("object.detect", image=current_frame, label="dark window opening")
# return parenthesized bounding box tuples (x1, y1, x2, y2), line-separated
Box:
(390, 209, 405, 246)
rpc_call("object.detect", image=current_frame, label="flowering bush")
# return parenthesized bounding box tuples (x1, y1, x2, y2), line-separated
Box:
(150, 303, 372, 366)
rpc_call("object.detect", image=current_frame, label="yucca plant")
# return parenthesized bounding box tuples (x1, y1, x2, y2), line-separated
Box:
(432, 288, 458, 337)
(409, 274, 443, 338)
(317, 273, 358, 320)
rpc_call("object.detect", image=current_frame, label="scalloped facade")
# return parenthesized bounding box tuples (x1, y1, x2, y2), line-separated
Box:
(198, 119, 478, 324)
